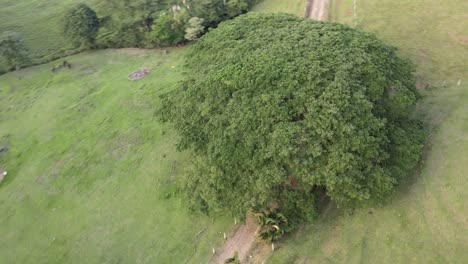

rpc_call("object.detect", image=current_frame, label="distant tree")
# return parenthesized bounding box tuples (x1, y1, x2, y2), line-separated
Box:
(161, 13, 425, 224)
(189, 0, 225, 27)
(184, 17, 205, 41)
(99, 0, 165, 32)
(0, 31, 29, 70)
(225, 0, 250, 18)
(96, 21, 143, 48)
(150, 13, 185, 47)
(189, 0, 255, 27)
(61, 4, 100, 47)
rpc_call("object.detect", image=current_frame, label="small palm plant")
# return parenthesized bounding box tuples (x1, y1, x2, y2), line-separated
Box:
(254, 208, 288, 242)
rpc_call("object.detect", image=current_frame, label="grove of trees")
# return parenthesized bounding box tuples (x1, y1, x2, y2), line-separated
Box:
(61, 0, 258, 49)
(160, 13, 425, 230)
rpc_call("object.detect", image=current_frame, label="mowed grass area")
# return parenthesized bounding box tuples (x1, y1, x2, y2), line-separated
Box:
(252, 0, 306, 17)
(0, 48, 233, 263)
(265, 0, 468, 263)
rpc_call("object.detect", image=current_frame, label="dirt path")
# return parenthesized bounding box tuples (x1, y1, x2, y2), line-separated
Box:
(304, 0, 330, 21)
(209, 216, 258, 264)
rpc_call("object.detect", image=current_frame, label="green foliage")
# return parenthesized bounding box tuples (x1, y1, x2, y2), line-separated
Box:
(254, 209, 289, 242)
(150, 13, 185, 47)
(189, 0, 225, 27)
(189, 0, 256, 27)
(185, 17, 205, 41)
(225, 0, 251, 18)
(61, 4, 100, 48)
(95, 0, 165, 47)
(98, 0, 165, 26)
(96, 21, 144, 48)
(0, 31, 29, 70)
(161, 13, 425, 223)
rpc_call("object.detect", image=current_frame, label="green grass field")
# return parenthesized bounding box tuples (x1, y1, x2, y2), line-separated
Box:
(265, 0, 468, 263)
(0, 48, 236, 263)
(253, 0, 306, 17)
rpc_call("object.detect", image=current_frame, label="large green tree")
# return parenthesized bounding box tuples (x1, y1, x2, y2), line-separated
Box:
(189, 0, 255, 27)
(184, 17, 205, 41)
(160, 13, 425, 223)
(0, 31, 29, 70)
(99, 0, 166, 31)
(61, 4, 100, 47)
(150, 13, 185, 46)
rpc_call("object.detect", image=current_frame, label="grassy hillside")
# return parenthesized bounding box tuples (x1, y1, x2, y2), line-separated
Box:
(0, 48, 235, 263)
(252, 0, 306, 17)
(265, 0, 468, 263)
(0, 0, 98, 72)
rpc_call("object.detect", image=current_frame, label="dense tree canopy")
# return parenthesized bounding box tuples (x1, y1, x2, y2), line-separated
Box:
(94, 0, 255, 48)
(0, 31, 29, 70)
(161, 13, 425, 223)
(189, 0, 256, 27)
(150, 13, 186, 46)
(99, 0, 169, 32)
(61, 4, 100, 47)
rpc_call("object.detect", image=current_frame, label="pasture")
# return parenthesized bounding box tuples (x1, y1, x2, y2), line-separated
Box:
(0, 48, 233, 263)
(0, 0, 466, 263)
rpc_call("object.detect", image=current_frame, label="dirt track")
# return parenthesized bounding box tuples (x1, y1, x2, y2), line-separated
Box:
(209, 216, 258, 264)
(304, 0, 330, 21)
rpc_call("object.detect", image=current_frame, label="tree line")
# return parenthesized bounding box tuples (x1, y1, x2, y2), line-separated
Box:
(62, 0, 258, 49)
(0, 0, 257, 71)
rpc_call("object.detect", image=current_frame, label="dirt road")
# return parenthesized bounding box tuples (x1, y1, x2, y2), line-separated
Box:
(209, 216, 258, 264)
(304, 0, 330, 21)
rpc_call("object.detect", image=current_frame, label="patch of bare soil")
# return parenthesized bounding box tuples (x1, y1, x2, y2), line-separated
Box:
(249, 243, 272, 264)
(416, 77, 431, 90)
(210, 215, 258, 264)
(305, 0, 330, 21)
(449, 33, 468, 46)
(129, 69, 150, 80)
